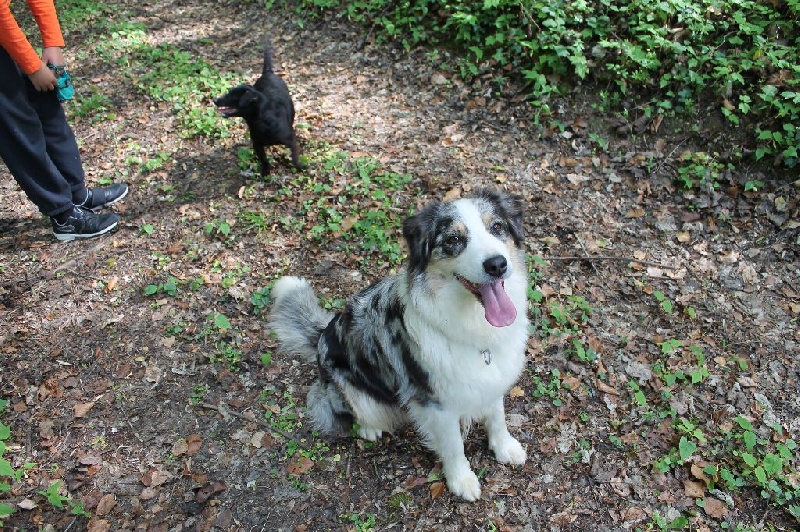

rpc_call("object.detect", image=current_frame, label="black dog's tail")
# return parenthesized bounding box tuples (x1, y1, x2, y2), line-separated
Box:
(267, 277, 333, 362)
(262, 37, 274, 76)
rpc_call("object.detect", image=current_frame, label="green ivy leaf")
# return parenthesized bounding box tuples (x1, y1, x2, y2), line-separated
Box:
(678, 436, 696, 462)
(741, 452, 757, 468)
(762, 454, 783, 476)
(743, 430, 756, 450)
(0, 458, 13, 477)
(734, 416, 753, 431)
(634, 390, 647, 406)
(213, 313, 231, 331)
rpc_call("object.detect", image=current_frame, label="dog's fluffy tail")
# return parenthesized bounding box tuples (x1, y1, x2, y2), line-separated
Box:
(267, 276, 333, 362)
(262, 37, 274, 76)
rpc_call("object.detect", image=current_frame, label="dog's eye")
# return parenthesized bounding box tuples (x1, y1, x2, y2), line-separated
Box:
(490, 221, 505, 234)
(444, 234, 463, 247)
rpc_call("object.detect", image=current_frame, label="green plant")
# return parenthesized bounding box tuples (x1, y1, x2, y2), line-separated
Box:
(676, 152, 730, 190)
(530, 368, 563, 406)
(207, 312, 232, 333)
(251, 286, 272, 315)
(652, 290, 673, 314)
(1, 399, 17, 522)
(285, 0, 799, 169)
(144, 276, 178, 297)
(238, 210, 271, 233)
(205, 219, 232, 239)
(37, 481, 91, 517)
(341, 512, 377, 532)
(191, 384, 207, 405)
(646, 510, 690, 530)
(215, 340, 243, 371)
(652, 415, 799, 522)
(539, 295, 594, 338)
(122, 43, 237, 139)
(273, 146, 413, 266)
(570, 338, 598, 364)
(71, 89, 115, 123)
(260, 389, 301, 435)
(320, 296, 346, 310)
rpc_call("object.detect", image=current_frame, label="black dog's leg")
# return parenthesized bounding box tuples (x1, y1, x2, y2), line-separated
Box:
(253, 140, 271, 176)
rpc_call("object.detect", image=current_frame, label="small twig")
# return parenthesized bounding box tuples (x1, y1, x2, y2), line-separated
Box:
(197, 402, 293, 440)
(650, 136, 690, 177)
(63, 516, 78, 532)
(542, 255, 678, 270)
(50, 240, 107, 274)
(344, 451, 352, 505)
(127, 420, 144, 443)
(575, 236, 600, 276)
(53, 268, 106, 283)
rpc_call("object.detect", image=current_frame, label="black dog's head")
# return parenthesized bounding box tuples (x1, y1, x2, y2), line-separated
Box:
(214, 85, 262, 118)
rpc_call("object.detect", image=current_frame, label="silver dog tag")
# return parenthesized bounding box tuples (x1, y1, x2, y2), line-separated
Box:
(482, 349, 492, 365)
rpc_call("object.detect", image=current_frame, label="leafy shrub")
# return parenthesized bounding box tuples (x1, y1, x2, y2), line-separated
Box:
(275, 0, 800, 168)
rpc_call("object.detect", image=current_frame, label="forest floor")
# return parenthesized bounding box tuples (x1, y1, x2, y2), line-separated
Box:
(1, 1, 798, 530)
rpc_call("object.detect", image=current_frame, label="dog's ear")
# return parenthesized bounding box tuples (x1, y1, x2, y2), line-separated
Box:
(478, 189, 524, 246)
(238, 86, 261, 108)
(403, 202, 441, 274)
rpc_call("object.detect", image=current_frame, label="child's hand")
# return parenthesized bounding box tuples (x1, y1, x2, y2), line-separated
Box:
(41, 46, 66, 68)
(28, 62, 58, 92)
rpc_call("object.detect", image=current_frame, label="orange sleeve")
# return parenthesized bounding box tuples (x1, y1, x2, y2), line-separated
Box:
(0, 0, 64, 75)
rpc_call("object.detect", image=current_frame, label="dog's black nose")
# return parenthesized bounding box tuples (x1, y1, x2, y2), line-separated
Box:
(483, 255, 508, 278)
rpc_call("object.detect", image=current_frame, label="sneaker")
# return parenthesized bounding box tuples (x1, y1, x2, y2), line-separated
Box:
(80, 183, 129, 211)
(51, 206, 120, 241)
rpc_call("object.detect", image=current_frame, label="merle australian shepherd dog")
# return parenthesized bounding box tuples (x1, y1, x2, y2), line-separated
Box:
(214, 37, 302, 175)
(268, 190, 529, 501)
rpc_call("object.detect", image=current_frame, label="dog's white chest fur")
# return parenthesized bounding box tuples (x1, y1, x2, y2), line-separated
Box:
(404, 278, 529, 416)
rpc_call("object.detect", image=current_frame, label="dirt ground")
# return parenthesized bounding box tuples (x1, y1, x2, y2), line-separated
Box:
(1, 1, 799, 530)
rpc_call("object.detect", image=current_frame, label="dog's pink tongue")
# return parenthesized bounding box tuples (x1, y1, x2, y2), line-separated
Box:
(479, 281, 517, 327)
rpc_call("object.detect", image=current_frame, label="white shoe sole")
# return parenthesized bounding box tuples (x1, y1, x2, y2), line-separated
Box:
(53, 220, 119, 242)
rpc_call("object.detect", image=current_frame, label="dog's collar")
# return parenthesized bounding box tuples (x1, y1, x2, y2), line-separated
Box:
(481, 349, 492, 365)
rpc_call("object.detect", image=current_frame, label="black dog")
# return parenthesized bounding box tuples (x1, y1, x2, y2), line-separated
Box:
(214, 38, 302, 175)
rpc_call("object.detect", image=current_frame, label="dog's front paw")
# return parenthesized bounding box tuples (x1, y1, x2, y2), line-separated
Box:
(492, 435, 527, 465)
(357, 425, 383, 441)
(445, 469, 481, 501)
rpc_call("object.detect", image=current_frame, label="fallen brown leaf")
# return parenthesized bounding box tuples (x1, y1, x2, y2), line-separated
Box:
(95, 494, 116, 516)
(142, 467, 173, 487)
(87, 518, 111, 532)
(74, 402, 95, 418)
(403, 476, 428, 490)
(509, 386, 524, 398)
(596, 380, 620, 395)
(195, 480, 227, 504)
(429, 481, 445, 499)
(288, 456, 314, 475)
(683, 479, 705, 498)
(104, 276, 118, 292)
(171, 440, 189, 457)
(703, 496, 727, 518)
(186, 433, 203, 456)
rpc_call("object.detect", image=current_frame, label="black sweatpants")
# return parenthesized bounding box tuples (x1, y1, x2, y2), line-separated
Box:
(0, 46, 87, 218)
